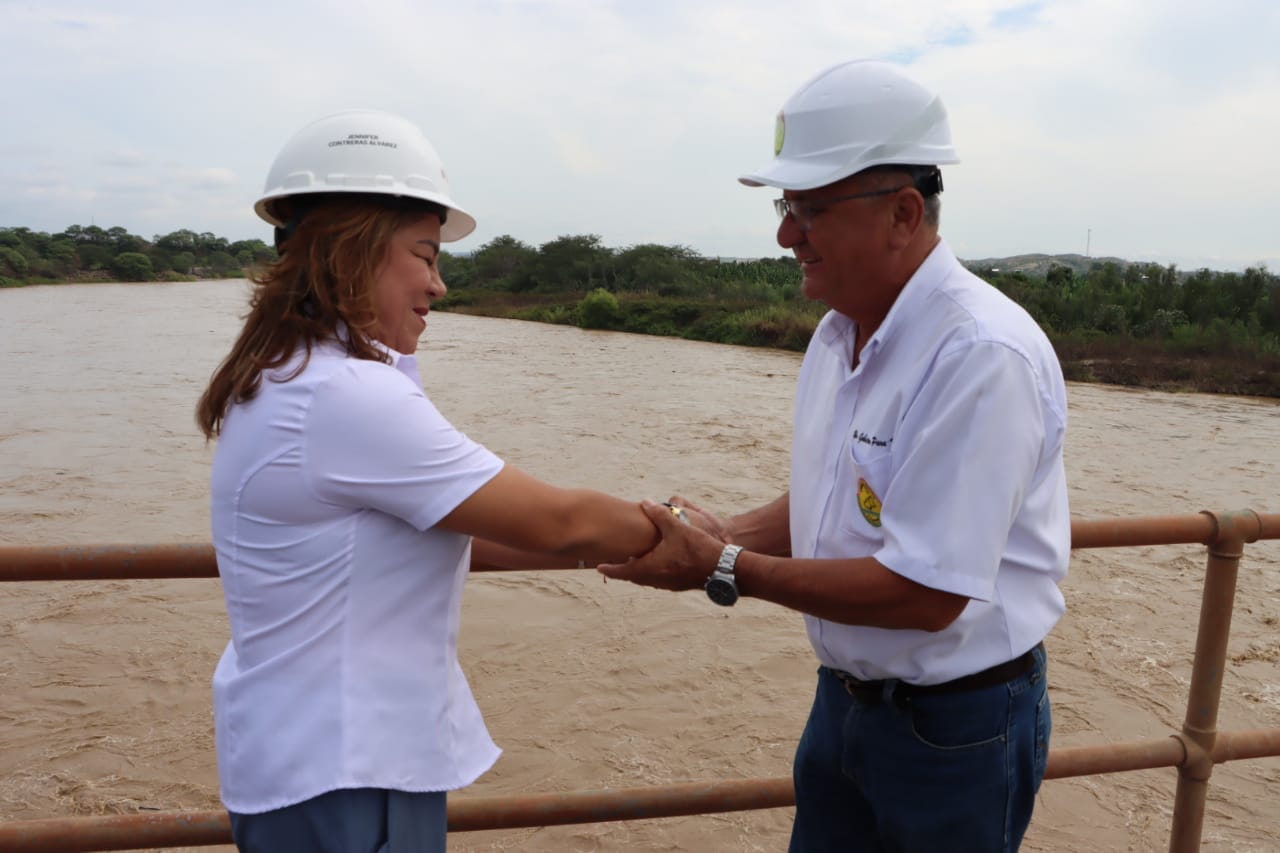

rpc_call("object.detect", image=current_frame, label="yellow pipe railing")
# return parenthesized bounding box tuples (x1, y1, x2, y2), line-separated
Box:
(1, 509, 1277, 852)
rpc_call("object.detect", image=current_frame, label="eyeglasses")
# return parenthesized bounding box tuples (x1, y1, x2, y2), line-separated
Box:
(773, 186, 909, 230)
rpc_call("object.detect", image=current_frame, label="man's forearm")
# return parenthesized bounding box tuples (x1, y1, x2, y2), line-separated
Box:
(733, 551, 968, 631)
(729, 492, 792, 556)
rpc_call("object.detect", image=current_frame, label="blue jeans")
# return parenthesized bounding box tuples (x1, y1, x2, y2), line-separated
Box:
(230, 787, 447, 853)
(789, 645, 1050, 852)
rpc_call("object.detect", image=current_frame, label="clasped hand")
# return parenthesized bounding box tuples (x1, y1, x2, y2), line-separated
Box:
(597, 496, 731, 591)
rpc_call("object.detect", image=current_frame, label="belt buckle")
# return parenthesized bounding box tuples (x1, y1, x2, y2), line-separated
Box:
(834, 670, 880, 701)
(833, 669, 860, 695)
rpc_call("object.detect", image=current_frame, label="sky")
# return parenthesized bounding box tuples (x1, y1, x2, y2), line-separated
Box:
(2, 0, 1278, 271)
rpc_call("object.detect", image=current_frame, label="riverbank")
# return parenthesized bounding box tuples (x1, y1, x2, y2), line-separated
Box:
(438, 291, 1280, 398)
(5, 275, 1275, 396)
(1, 270, 206, 287)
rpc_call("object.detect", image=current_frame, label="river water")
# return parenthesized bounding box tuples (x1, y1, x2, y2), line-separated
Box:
(1, 281, 1277, 851)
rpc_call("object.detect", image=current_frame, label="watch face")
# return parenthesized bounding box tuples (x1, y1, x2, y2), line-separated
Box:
(706, 576, 739, 607)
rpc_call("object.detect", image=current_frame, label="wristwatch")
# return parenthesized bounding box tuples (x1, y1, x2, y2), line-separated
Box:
(706, 544, 743, 606)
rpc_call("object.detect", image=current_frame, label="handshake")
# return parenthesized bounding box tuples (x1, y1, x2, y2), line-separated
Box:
(597, 497, 744, 606)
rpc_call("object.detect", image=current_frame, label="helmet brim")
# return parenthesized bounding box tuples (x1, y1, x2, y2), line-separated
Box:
(741, 153, 959, 192)
(254, 188, 477, 243)
(738, 158, 853, 192)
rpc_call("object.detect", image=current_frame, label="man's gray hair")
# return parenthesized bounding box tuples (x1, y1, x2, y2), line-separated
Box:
(903, 165, 942, 228)
(863, 164, 942, 227)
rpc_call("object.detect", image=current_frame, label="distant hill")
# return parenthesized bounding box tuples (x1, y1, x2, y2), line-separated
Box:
(960, 253, 1131, 278)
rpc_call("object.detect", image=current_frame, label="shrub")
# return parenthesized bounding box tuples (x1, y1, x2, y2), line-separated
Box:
(578, 287, 622, 329)
(722, 304, 824, 350)
(524, 304, 575, 325)
(0, 246, 29, 277)
(111, 252, 154, 281)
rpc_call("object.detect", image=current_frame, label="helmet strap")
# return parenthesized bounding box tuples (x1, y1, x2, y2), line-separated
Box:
(274, 222, 300, 252)
(915, 168, 943, 196)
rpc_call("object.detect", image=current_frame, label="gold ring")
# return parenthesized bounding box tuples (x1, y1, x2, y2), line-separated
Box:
(663, 502, 691, 524)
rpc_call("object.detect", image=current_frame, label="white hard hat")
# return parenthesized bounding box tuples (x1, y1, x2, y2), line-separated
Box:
(254, 109, 477, 242)
(740, 60, 959, 191)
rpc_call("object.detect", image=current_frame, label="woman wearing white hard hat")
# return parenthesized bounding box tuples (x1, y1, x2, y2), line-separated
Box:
(198, 109, 667, 852)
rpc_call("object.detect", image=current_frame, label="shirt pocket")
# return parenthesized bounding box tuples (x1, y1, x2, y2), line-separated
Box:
(838, 442, 894, 537)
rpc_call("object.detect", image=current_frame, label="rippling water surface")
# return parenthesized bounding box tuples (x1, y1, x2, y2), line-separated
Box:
(1, 281, 1277, 851)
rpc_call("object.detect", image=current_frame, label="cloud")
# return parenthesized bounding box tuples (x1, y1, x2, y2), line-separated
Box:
(1, 0, 1277, 269)
(181, 168, 239, 190)
(9, 171, 69, 191)
(98, 150, 150, 169)
(991, 2, 1046, 30)
(98, 174, 163, 195)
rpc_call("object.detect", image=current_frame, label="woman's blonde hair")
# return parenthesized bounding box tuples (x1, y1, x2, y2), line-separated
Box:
(196, 196, 443, 438)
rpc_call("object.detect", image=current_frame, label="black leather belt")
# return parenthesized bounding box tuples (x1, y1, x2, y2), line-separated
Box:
(831, 642, 1042, 704)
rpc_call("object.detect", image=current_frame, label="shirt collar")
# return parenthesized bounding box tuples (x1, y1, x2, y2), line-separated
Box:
(322, 322, 420, 380)
(370, 336, 420, 379)
(819, 239, 956, 365)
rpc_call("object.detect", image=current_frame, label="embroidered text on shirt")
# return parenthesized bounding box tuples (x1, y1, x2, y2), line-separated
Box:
(852, 429, 892, 448)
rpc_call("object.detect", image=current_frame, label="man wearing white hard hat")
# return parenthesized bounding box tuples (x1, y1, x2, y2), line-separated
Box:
(601, 60, 1069, 851)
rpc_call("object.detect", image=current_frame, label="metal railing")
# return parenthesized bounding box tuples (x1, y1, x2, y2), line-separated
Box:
(1, 508, 1277, 852)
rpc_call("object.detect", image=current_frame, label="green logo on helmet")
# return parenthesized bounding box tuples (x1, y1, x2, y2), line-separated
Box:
(774, 112, 785, 156)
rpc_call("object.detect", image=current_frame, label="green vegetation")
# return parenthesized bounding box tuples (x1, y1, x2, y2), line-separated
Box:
(0, 225, 273, 286)
(4, 223, 1277, 396)
(439, 235, 1280, 398)
(980, 262, 1279, 397)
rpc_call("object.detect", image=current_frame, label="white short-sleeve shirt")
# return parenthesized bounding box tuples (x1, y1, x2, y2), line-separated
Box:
(790, 241, 1070, 685)
(211, 338, 504, 814)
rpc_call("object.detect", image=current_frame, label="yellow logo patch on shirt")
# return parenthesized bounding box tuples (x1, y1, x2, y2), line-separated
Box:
(857, 478, 882, 528)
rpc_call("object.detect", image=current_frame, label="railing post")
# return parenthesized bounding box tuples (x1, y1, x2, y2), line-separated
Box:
(1167, 510, 1258, 852)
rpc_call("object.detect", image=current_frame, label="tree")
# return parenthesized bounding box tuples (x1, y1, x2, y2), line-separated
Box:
(439, 251, 475, 289)
(1140, 308, 1188, 339)
(1259, 270, 1280, 336)
(1092, 303, 1129, 335)
(229, 239, 274, 264)
(471, 235, 537, 290)
(1231, 267, 1269, 324)
(47, 240, 78, 266)
(111, 252, 153, 281)
(78, 244, 112, 270)
(613, 243, 705, 295)
(1046, 263, 1074, 290)
(44, 240, 78, 277)
(155, 229, 199, 253)
(207, 251, 241, 277)
(0, 246, 29, 277)
(106, 226, 147, 254)
(529, 234, 611, 292)
(80, 225, 109, 245)
(1178, 269, 1217, 327)
(1133, 263, 1176, 324)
